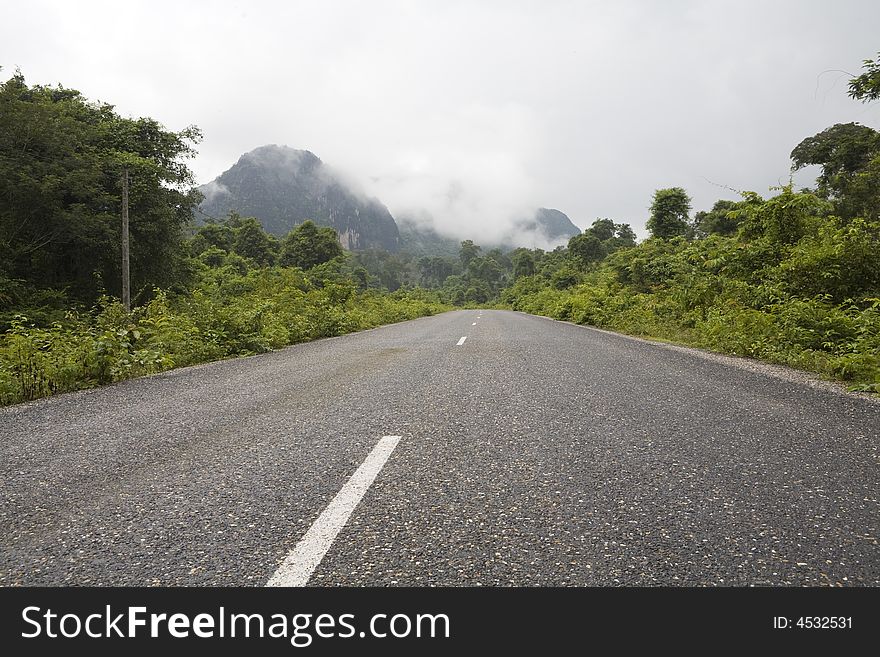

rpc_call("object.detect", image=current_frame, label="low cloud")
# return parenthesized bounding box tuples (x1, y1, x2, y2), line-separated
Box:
(198, 180, 229, 204)
(333, 101, 554, 245)
(4, 1, 878, 240)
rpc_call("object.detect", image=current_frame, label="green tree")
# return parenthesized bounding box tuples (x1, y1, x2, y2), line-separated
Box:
(468, 256, 505, 292)
(694, 200, 741, 237)
(610, 223, 637, 249)
(738, 186, 823, 245)
(0, 71, 202, 304)
(848, 51, 880, 102)
(280, 220, 343, 269)
(378, 255, 409, 291)
(568, 233, 606, 265)
(198, 246, 228, 268)
(550, 265, 579, 289)
(232, 217, 277, 266)
(586, 218, 615, 242)
(582, 218, 637, 252)
(417, 256, 456, 287)
(780, 216, 880, 301)
(189, 221, 235, 255)
(351, 266, 371, 290)
(647, 188, 692, 239)
(511, 250, 536, 279)
(790, 123, 880, 220)
(459, 240, 481, 267)
(463, 281, 492, 304)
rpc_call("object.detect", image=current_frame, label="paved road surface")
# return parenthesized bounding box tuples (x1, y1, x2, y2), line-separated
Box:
(1, 310, 877, 586)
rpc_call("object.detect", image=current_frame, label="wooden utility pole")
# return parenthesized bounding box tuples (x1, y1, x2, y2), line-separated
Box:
(121, 167, 131, 312)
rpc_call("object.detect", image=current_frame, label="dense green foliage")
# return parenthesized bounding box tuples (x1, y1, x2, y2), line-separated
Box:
(0, 206, 449, 405)
(569, 219, 636, 264)
(647, 188, 692, 239)
(0, 74, 447, 406)
(849, 51, 880, 102)
(500, 55, 880, 393)
(2, 50, 878, 404)
(694, 200, 741, 237)
(280, 220, 344, 269)
(343, 240, 516, 305)
(0, 264, 447, 405)
(0, 72, 202, 312)
(503, 183, 880, 392)
(790, 123, 880, 220)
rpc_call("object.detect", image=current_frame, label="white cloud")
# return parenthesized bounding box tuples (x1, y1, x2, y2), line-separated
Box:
(3, 0, 879, 239)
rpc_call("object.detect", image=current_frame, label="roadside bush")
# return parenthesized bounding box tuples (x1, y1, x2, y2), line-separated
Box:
(500, 188, 880, 392)
(0, 266, 450, 406)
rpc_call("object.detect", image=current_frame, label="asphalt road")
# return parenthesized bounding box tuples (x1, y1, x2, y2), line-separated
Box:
(1, 310, 878, 586)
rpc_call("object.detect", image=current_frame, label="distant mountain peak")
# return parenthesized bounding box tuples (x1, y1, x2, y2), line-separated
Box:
(197, 145, 399, 251)
(237, 145, 321, 172)
(516, 208, 581, 242)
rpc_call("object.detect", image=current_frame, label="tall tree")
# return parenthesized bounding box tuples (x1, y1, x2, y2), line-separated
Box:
(417, 256, 455, 287)
(511, 250, 536, 279)
(189, 220, 235, 255)
(279, 220, 343, 269)
(0, 71, 202, 305)
(586, 218, 615, 242)
(610, 223, 637, 249)
(568, 233, 605, 265)
(233, 217, 277, 266)
(583, 218, 637, 251)
(790, 123, 880, 220)
(694, 200, 741, 237)
(459, 240, 481, 267)
(647, 188, 692, 239)
(738, 186, 820, 245)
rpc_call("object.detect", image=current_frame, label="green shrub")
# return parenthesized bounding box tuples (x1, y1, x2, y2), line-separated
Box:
(0, 267, 451, 406)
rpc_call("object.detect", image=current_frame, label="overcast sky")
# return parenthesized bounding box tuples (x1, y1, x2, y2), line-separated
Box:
(3, 0, 879, 239)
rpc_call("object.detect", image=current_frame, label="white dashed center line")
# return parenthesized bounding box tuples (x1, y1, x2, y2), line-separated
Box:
(456, 336, 467, 346)
(266, 435, 401, 587)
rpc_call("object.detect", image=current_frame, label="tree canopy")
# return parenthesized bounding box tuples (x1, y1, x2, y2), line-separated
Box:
(848, 51, 880, 102)
(694, 200, 741, 237)
(279, 220, 344, 269)
(647, 188, 692, 239)
(0, 72, 202, 305)
(790, 123, 880, 220)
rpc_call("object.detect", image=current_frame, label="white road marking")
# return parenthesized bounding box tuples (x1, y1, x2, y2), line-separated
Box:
(456, 336, 467, 346)
(266, 435, 401, 587)
(472, 322, 477, 325)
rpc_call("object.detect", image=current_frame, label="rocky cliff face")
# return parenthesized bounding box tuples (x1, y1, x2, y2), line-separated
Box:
(198, 145, 400, 251)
